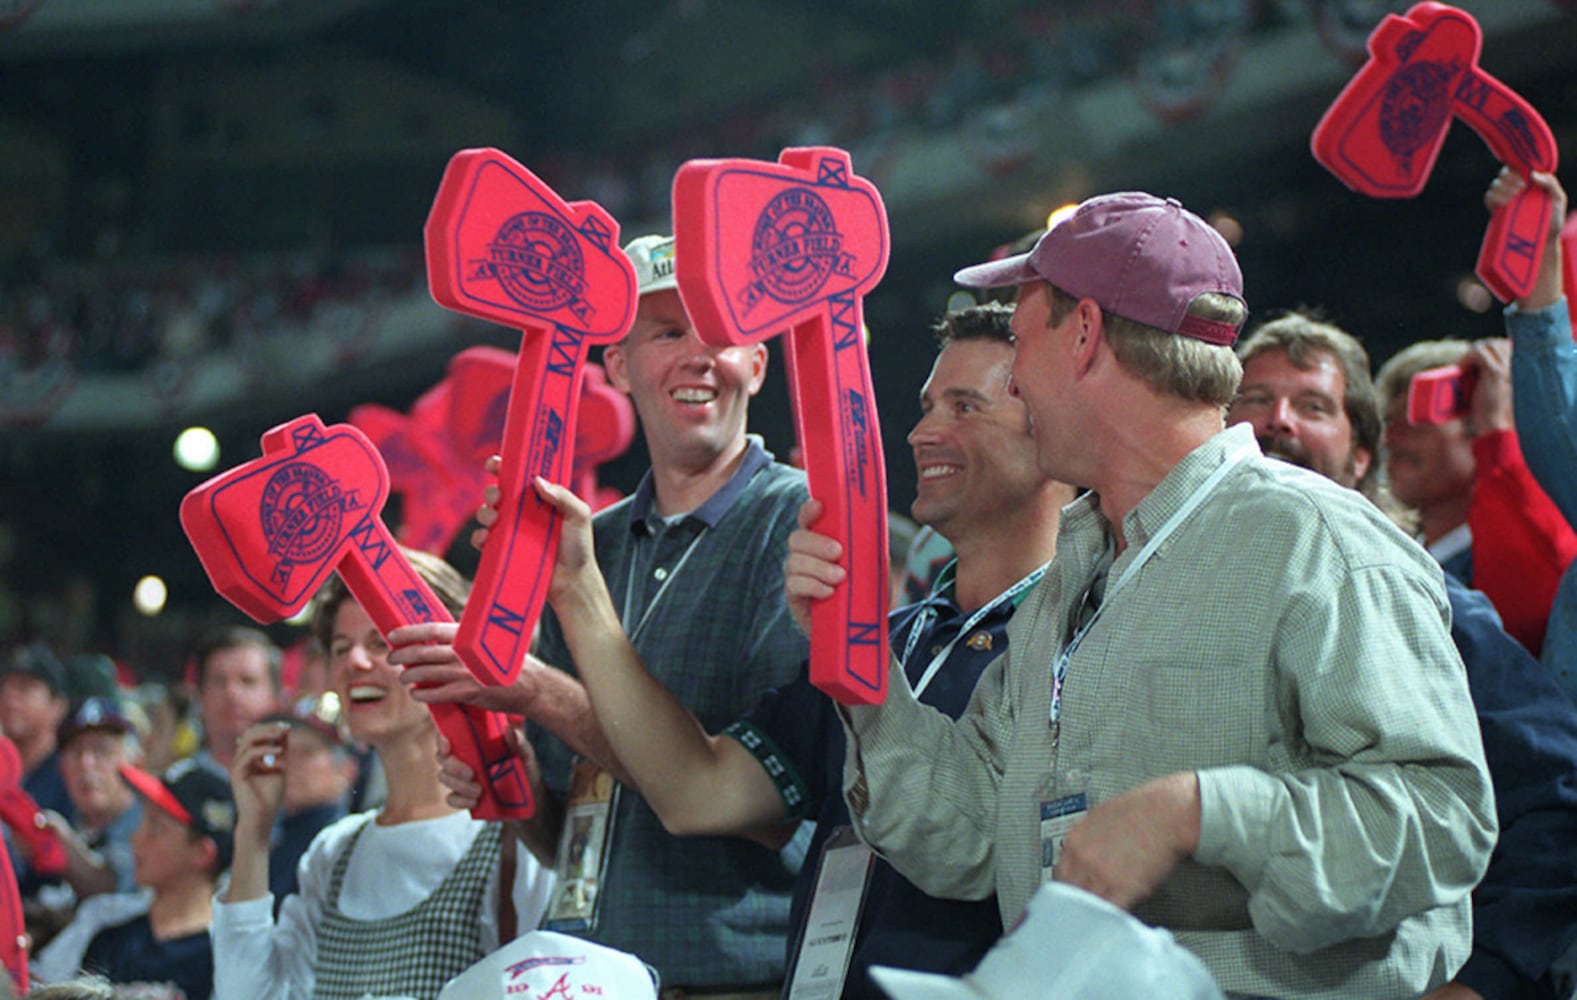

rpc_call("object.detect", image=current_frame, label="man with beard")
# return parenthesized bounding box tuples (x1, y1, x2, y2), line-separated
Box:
(1227, 312, 1577, 1000)
(1227, 312, 1379, 494)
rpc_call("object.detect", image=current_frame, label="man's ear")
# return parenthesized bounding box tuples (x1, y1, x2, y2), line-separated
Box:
(603, 341, 632, 394)
(1352, 444, 1373, 485)
(745, 342, 768, 397)
(1071, 298, 1104, 378)
(193, 833, 221, 877)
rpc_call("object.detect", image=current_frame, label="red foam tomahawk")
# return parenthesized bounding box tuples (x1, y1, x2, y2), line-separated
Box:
(350, 345, 520, 556)
(179, 415, 532, 819)
(1311, 1, 1558, 302)
(350, 378, 466, 556)
(674, 146, 890, 704)
(426, 148, 636, 689)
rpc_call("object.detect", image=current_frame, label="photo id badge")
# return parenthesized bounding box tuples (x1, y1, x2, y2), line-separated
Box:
(544, 758, 619, 933)
(1037, 768, 1087, 885)
(785, 826, 874, 1000)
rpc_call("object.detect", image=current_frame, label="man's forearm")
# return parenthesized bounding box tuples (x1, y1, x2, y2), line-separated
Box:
(549, 582, 787, 835)
(507, 788, 566, 868)
(518, 660, 631, 786)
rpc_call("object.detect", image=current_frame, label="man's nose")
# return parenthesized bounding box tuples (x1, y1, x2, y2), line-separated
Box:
(1267, 396, 1296, 430)
(907, 412, 943, 447)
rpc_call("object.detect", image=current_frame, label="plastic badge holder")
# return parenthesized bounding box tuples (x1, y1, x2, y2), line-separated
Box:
(1311, 1, 1558, 302)
(179, 414, 532, 819)
(674, 146, 891, 705)
(0, 739, 27, 994)
(1407, 363, 1479, 425)
(425, 148, 636, 690)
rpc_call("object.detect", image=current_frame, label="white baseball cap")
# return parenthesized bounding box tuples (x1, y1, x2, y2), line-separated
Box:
(437, 930, 658, 1000)
(624, 233, 678, 296)
(869, 882, 1223, 1000)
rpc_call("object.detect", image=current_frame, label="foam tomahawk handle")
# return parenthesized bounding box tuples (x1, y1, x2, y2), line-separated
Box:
(674, 146, 890, 705)
(179, 414, 533, 819)
(425, 148, 636, 690)
(1311, 1, 1558, 301)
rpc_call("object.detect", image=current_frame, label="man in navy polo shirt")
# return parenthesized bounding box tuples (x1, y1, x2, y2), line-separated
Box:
(518, 302, 1072, 997)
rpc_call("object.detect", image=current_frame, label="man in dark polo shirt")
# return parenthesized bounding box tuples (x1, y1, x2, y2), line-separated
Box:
(398, 233, 812, 995)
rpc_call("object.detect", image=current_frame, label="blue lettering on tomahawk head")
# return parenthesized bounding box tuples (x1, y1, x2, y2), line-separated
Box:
(473, 212, 595, 322)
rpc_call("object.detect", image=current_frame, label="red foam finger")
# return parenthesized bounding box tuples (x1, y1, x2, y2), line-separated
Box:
(1311, 3, 1476, 199)
(674, 147, 891, 705)
(424, 148, 637, 690)
(180, 414, 532, 818)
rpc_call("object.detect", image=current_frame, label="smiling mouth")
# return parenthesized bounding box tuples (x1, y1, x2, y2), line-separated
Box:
(347, 686, 387, 704)
(919, 464, 961, 480)
(672, 387, 717, 404)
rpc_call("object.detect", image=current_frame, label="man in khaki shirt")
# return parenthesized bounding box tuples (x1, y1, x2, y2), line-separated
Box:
(788, 192, 1495, 998)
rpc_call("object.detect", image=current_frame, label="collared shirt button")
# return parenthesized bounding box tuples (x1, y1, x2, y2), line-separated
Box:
(654, 567, 669, 581)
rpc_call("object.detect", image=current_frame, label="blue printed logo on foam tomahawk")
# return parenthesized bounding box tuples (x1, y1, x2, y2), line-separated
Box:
(739, 186, 857, 315)
(1378, 57, 1460, 171)
(470, 211, 595, 323)
(259, 462, 366, 592)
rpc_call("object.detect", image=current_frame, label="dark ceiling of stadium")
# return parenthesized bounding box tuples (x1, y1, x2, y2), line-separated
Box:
(2, 0, 1575, 658)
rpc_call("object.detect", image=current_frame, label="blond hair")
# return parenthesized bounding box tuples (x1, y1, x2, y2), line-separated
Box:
(1048, 284, 1244, 406)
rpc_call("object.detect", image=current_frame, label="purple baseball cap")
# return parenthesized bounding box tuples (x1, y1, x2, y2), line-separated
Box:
(954, 192, 1246, 346)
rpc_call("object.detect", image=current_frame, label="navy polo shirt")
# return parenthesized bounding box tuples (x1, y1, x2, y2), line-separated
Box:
(726, 561, 1041, 998)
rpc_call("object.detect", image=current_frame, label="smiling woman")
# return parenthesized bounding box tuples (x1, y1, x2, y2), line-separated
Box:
(210, 548, 556, 1000)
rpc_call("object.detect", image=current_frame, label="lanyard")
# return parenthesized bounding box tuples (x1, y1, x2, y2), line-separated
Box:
(621, 525, 708, 644)
(1049, 440, 1255, 730)
(899, 564, 1048, 700)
